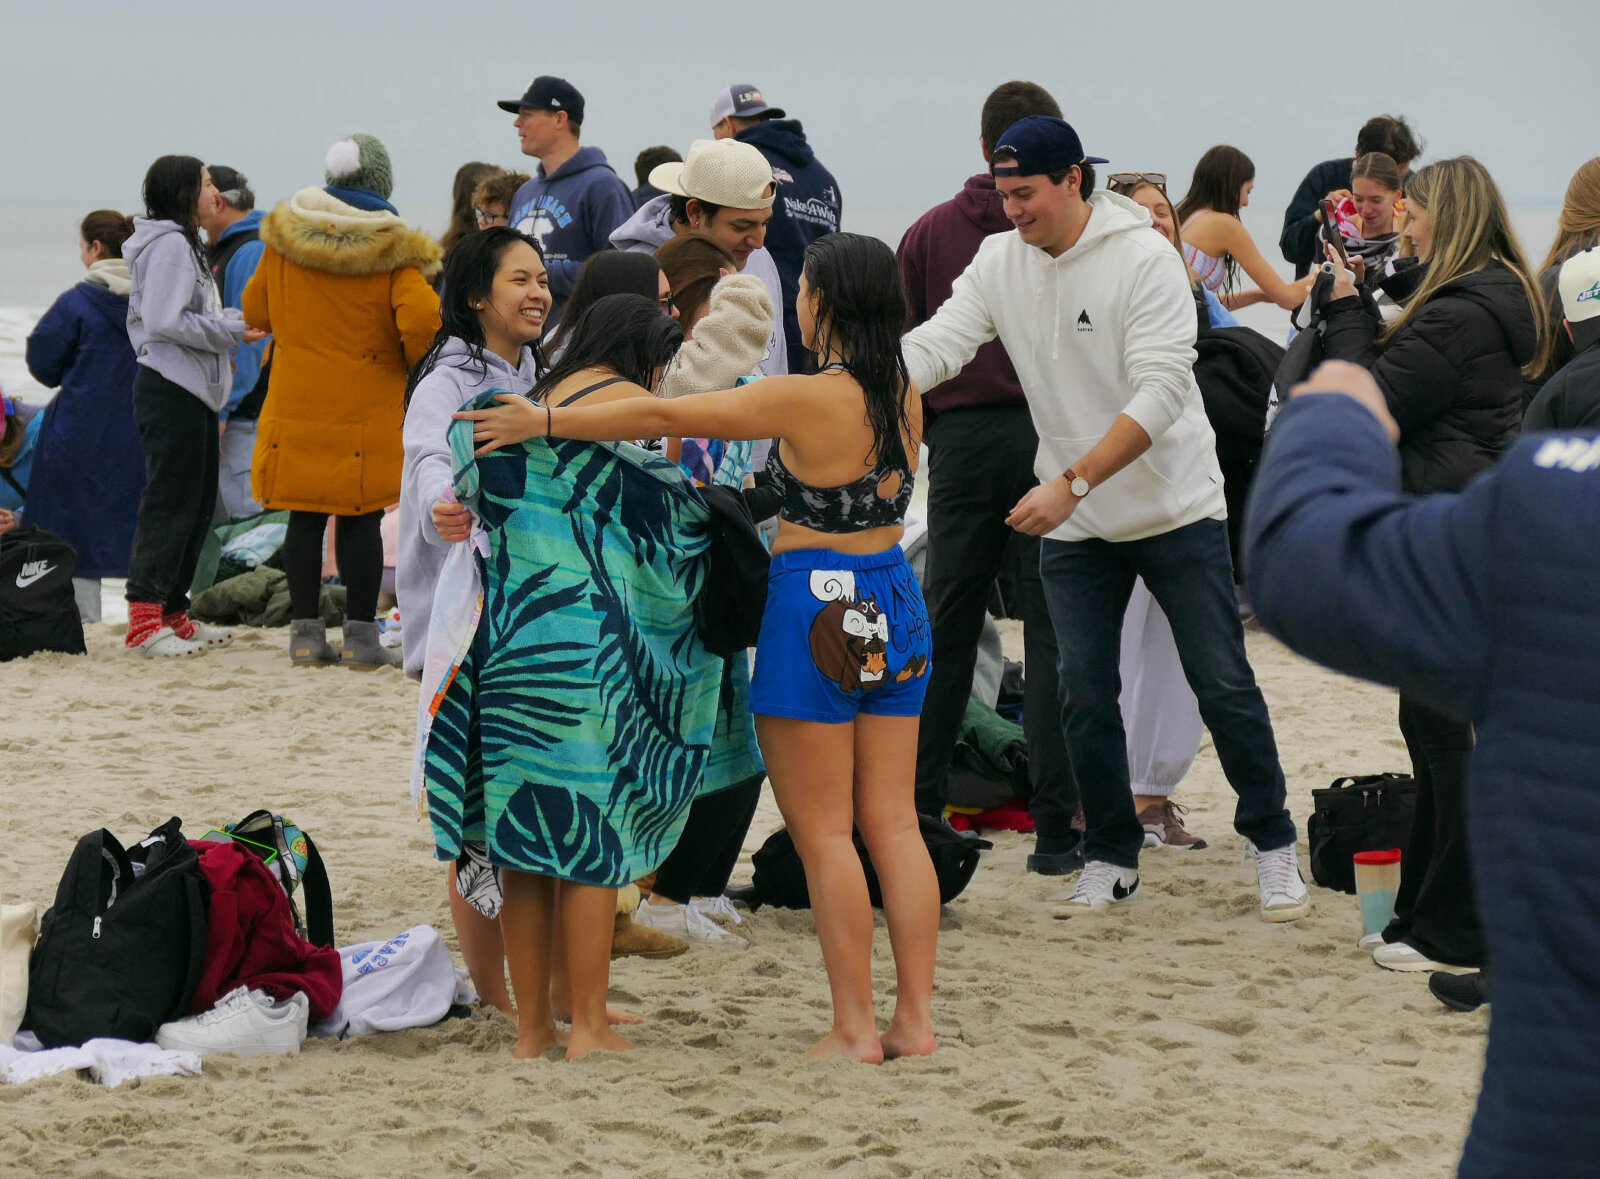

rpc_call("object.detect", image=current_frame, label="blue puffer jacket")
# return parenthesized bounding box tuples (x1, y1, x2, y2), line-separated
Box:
(1245, 393, 1600, 1179)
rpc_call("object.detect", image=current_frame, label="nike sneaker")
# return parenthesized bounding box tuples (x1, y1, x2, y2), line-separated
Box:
(1052, 860, 1140, 917)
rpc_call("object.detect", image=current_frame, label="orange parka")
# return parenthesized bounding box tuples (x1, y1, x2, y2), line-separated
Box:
(242, 188, 440, 515)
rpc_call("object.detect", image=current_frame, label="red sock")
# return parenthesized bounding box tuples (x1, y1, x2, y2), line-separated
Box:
(163, 611, 197, 640)
(126, 602, 164, 648)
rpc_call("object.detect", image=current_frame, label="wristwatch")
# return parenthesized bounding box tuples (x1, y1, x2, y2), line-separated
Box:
(1063, 468, 1090, 498)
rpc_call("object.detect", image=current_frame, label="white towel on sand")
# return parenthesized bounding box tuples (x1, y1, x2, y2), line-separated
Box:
(2, 1034, 202, 1088)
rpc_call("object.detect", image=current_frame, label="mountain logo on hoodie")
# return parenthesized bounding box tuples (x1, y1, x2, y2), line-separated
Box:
(1076, 309, 1093, 332)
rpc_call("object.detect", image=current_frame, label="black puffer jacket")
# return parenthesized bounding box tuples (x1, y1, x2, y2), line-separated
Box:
(1321, 263, 1537, 493)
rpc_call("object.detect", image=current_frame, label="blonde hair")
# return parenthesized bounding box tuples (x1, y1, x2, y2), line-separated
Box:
(1383, 156, 1550, 375)
(1112, 179, 1199, 290)
(1540, 157, 1600, 273)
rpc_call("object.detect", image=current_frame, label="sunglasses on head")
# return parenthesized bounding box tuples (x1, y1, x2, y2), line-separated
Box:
(1107, 172, 1167, 191)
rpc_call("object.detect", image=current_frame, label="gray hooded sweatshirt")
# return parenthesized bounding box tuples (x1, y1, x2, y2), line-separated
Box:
(609, 195, 788, 379)
(123, 218, 247, 410)
(398, 337, 540, 679)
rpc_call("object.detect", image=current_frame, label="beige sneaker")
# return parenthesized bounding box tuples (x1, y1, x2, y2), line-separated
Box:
(1139, 800, 1208, 850)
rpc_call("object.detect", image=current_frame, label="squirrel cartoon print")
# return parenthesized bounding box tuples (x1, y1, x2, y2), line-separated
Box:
(807, 571, 928, 693)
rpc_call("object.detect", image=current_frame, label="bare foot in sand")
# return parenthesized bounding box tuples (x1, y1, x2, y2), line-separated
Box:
(566, 1026, 634, 1061)
(552, 1002, 643, 1026)
(484, 996, 517, 1020)
(512, 1024, 561, 1059)
(806, 1029, 884, 1063)
(880, 1021, 936, 1059)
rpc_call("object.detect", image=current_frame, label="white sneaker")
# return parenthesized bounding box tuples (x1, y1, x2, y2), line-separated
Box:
(691, 895, 745, 926)
(1372, 940, 1443, 972)
(154, 986, 309, 1057)
(1357, 931, 1386, 951)
(1052, 860, 1140, 918)
(132, 626, 206, 659)
(1247, 841, 1311, 923)
(635, 899, 746, 946)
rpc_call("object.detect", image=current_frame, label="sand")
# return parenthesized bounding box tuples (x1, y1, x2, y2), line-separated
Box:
(0, 621, 1485, 1178)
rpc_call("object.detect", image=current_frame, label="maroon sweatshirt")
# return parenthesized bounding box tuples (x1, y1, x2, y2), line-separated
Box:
(897, 174, 1026, 413)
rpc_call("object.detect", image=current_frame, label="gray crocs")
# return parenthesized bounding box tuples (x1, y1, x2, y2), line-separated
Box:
(340, 619, 400, 670)
(289, 618, 339, 667)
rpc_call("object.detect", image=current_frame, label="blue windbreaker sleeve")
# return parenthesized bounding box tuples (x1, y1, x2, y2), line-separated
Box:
(25, 293, 82, 388)
(222, 240, 269, 416)
(1244, 393, 1494, 722)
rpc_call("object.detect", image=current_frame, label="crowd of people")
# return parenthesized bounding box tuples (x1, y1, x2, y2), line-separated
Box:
(5, 71, 1600, 1173)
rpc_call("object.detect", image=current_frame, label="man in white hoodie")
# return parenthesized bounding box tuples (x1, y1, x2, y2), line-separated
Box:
(902, 117, 1308, 922)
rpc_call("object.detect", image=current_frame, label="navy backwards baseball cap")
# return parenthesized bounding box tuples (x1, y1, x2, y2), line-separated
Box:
(498, 75, 585, 123)
(991, 116, 1108, 178)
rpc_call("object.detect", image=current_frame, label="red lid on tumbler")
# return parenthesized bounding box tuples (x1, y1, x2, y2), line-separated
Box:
(1353, 849, 1403, 865)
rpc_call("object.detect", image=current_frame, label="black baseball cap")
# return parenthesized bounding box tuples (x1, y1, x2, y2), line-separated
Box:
(991, 116, 1108, 179)
(498, 76, 585, 124)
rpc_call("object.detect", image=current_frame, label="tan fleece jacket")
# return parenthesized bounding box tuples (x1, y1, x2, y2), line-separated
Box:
(657, 274, 774, 399)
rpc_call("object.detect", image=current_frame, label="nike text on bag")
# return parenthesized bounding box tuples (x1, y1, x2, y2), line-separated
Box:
(0, 525, 86, 661)
(24, 818, 209, 1048)
(1306, 774, 1418, 894)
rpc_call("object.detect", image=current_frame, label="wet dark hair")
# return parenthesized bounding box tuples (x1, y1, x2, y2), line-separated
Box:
(1356, 116, 1423, 169)
(80, 210, 135, 258)
(533, 294, 683, 403)
(801, 232, 915, 471)
(980, 81, 1062, 158)
(1175, 144, 1258, 291)
(405, 226, 545, 406)
(550, 250, 663, 352)
(141, 154, 208, 269)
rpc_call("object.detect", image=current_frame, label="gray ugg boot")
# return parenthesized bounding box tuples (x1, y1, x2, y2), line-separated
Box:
(289, 618, 339, 667)
(340, 619, 399, 670)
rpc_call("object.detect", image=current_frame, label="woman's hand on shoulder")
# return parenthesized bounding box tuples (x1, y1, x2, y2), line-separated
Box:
(453, 393, 547, 456)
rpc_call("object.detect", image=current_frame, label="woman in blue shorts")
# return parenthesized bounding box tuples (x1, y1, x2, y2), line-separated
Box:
(459, 232, 940, 1062)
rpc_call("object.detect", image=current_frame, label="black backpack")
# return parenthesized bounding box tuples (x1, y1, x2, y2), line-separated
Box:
(1194, 326, 1285, 571)
(1306, 774, 1418, 894)
(0, 525, 86, 662)
(25, 817, 209, 1047)
(695, 483, 769, 656)
(748, 815, 991, 909)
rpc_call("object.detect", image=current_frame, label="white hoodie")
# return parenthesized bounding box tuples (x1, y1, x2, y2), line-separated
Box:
(903, 191, 1225, 544)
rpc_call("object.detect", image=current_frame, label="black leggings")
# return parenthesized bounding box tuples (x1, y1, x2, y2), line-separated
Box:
(651, 775, 764, 904)
(283, 510, 385, 623)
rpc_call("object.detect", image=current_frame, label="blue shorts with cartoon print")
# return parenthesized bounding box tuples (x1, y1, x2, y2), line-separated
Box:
(749, 546, 932, 723)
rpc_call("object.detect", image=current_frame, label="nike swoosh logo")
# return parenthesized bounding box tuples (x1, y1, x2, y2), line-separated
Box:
(15, 564, 56, 588)
(1112, 876, 1138, 901)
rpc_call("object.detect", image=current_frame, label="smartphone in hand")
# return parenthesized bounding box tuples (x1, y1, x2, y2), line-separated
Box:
(1321, 199, 1351, 267)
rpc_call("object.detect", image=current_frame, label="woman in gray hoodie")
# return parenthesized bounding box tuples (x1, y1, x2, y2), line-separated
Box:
(122, 155, 261, 657)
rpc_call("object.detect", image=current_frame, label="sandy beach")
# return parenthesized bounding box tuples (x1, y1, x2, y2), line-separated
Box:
(0, 622, 1484, 1177)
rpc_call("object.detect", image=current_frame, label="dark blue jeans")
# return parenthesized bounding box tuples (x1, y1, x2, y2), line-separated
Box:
(1040, 518, 1294, 868)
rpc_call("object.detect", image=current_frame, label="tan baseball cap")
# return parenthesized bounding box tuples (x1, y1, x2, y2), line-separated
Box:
(649, 139, 775, 210)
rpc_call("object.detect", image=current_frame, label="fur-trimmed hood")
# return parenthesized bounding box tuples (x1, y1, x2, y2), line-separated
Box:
(261, 187, 441, 279)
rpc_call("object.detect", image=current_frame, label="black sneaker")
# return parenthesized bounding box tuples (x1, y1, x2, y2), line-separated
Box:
(1428, 970, 1488, 1012)
(1026, 832, 1085, 876)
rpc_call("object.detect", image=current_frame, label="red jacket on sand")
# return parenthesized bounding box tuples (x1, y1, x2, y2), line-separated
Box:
(188, 840, 342, 1019)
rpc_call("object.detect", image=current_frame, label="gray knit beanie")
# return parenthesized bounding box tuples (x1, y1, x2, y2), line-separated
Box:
(325, 133, 394, 199)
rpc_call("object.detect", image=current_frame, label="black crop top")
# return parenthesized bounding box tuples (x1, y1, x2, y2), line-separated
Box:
(763, 440, 914, 533)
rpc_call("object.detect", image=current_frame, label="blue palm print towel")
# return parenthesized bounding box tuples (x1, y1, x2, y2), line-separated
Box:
(422, 392, 753, 887)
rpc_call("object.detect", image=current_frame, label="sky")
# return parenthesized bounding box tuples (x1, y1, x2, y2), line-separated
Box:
(1, 0, 1590, 216)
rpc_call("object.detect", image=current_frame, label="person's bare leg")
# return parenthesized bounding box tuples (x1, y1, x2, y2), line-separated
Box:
(853, 713, 939, 1058)
(757, 714, 883, 1063)
(548, 887, 644, 1026)
(447, 864, 515, 1018)
(560, 882, 634, 1060)
(498, 869, 558, 1058)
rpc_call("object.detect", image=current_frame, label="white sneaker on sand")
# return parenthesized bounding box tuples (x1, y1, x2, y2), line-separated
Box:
(1372, 940, 1443, 972)
(691, 895, 745, 926)
(133, 626, 206, 659)
(155, 986, 308, 1057)
(1053, 860, 1140, 918)
(1358, 931, 1386, 951)
(1247, 842, 1311, 922)
(635, 899, 746, 947)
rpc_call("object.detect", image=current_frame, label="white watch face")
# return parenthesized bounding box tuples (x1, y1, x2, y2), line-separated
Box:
(1070, 476, 1090, 497)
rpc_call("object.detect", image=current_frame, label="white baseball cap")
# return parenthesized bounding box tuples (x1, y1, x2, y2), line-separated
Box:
(1559, 245, 1600, 326)
(649, 139, 776, 210)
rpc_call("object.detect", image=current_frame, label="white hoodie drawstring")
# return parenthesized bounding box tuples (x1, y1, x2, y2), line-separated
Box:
(1052, 268, 1062, 361)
